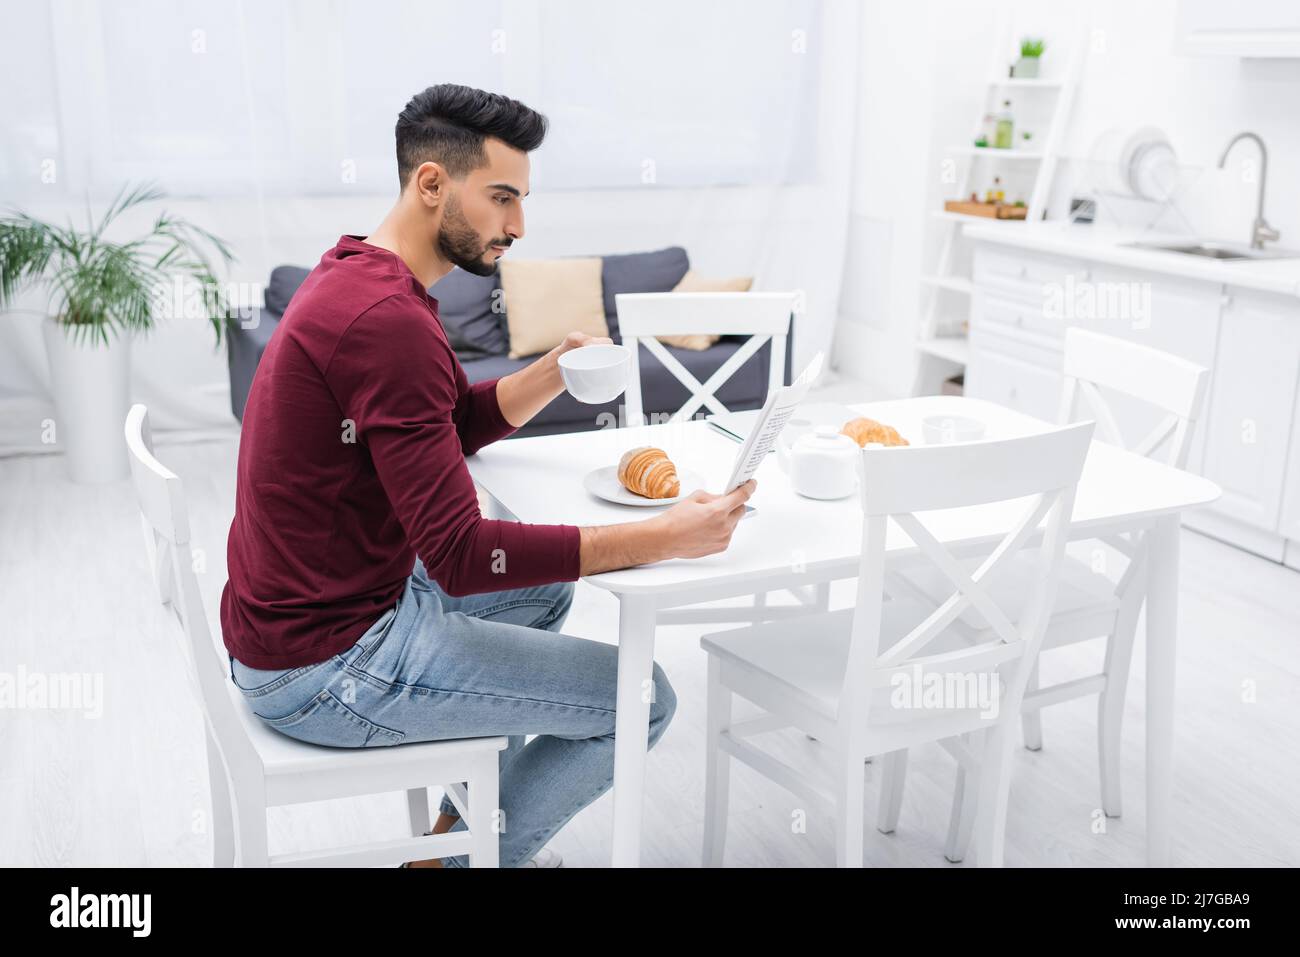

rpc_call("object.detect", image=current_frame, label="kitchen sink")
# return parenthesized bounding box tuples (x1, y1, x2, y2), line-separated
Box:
(1123, 239, 1300, 261)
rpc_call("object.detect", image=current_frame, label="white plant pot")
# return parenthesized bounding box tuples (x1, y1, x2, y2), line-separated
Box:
(1012, 56, 1040, 79)
(42, 317, 133, 484)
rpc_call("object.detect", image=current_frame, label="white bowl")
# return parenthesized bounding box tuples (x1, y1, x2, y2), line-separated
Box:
(558, 344, 631, 404)
(922, 414, 986, 444)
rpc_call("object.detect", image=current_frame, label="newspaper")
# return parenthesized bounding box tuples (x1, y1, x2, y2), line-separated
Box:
(722, 352, 824, 494)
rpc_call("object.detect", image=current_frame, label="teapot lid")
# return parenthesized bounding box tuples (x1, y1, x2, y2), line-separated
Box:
(798, 424, 854, 448)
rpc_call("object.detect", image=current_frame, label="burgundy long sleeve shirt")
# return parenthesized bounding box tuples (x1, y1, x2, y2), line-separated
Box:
(220, 235, 581, 669)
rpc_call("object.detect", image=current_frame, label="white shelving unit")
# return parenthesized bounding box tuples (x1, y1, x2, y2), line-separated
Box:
(989, 78, 1064, 89)
(929, 209, 1023, 225)
(917, 336, 971, 365)
(919, 275, 974, 295)
(949, 146, 1046, 160)
(912, 18, 1086, 396)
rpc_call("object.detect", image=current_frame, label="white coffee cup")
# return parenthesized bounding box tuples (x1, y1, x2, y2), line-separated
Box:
(558, 343, 631, 404)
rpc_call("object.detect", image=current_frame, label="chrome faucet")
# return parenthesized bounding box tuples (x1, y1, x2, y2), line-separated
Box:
(1217, 132, 1280, 249)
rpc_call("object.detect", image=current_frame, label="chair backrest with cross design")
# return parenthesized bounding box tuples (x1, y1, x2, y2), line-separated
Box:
(1052, 326, 1209, 612)
(839, 421, 1094, 741)
(1058, 327, 1209, 469)
(614, 291, 795, 426)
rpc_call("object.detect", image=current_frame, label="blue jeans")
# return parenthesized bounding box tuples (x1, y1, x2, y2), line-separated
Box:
(228, 559, 677, 867)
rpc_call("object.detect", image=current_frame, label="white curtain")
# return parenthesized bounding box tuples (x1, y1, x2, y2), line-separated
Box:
(0, 0, 861, 450)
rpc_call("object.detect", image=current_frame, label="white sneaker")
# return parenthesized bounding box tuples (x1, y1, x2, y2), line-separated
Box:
(521, 846, 563, 868)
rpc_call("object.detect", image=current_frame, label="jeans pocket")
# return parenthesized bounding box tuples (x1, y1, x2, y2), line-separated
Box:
(351, 605, 400, 671)
(260, 689, 406, 748)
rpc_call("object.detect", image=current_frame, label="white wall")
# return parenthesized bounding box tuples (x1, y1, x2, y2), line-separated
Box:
(834, 0, 1300, 397)
(831, 0, 999, 396)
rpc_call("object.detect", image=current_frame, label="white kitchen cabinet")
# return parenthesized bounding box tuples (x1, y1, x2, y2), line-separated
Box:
(971, 245, 1089, 304)
(1176, 0, 1300, 58)
(977, 289, 1068, 350)
(965, 246, 1076, 422)
(1267, 321, 1300, 566)
(1076, 264, 1220, 473)
(1199, 289, 1300, 535)
(966, 326, 1061, 421)
(966, 239, 1300, 564)
(967, 248, 1221, 465)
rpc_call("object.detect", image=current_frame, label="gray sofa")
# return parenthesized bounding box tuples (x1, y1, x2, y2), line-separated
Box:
(226, 246, 793, 438)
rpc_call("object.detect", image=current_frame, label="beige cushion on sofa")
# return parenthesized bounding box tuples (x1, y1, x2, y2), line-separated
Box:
(655, 271, 755, 351)
(499, 257, 609, 359)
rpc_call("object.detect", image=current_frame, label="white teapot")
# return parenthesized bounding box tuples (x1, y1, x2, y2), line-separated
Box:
(776, 425, 859, 500)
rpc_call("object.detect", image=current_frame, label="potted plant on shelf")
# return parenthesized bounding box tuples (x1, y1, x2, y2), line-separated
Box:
(1013, 37, 1045, 78)
(0, 183, 233, 483)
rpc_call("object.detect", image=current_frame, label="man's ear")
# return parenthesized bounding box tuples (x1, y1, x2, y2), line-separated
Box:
(412, 161, 446, 208)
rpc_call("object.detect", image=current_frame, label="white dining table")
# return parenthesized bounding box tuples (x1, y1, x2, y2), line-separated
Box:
(466, 394, 1222, 867)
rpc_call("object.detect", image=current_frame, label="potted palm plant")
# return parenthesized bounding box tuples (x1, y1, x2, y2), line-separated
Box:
(0, 184, 233, 483)
(1013, 38, 1045, 78)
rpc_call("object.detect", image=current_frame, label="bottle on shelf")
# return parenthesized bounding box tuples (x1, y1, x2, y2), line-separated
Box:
(983, 177, 1004, 204)
(994, 100, 1014, 149)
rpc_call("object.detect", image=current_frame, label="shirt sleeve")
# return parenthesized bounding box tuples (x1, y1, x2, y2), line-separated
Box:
(452, 374, 518, 455)
(325, 293, 581, 597)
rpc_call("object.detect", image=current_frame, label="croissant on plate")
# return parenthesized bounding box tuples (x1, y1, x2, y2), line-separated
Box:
(617, 446, 681, 499)
(840, 416, 910, 448)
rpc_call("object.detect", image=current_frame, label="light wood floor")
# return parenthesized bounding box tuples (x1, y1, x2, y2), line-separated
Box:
(3, 406, 1298, 867)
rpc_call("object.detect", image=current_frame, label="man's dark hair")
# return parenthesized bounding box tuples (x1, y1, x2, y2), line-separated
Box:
(395, 83, 548, 191)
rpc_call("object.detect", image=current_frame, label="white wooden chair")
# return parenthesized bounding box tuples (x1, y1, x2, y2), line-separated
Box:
(615, 290, 794, 428)
(124, 404, 505, 867)
(883, 328, 1209, 860)
(699, 422, 1094, 867)
(615, 290, 822, 626)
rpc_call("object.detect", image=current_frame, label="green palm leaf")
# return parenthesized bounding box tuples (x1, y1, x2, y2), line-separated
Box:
(0, 180, 236, 347)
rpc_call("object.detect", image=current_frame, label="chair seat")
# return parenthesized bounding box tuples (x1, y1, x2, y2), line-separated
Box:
(897, 553, 1121, 648)
(701, 599, 1006, 736)
(226, 683, 507, 805)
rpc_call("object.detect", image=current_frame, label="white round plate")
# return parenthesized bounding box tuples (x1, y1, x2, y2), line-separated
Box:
(583, 465, 706, 507)
(1120, 125, 1173, 199)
